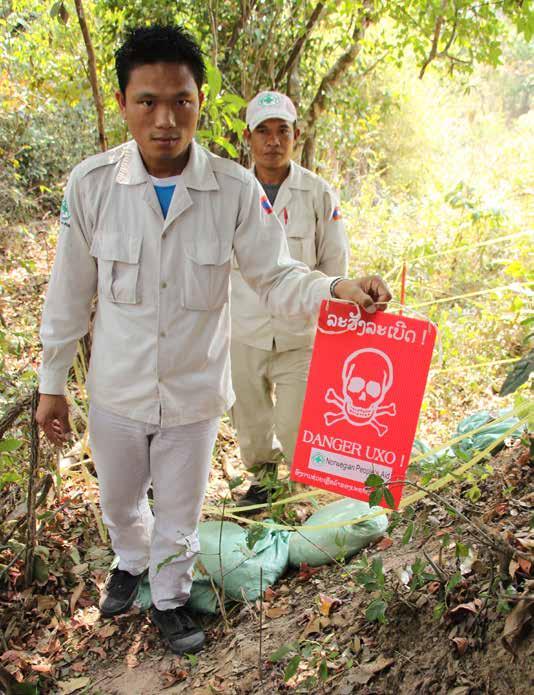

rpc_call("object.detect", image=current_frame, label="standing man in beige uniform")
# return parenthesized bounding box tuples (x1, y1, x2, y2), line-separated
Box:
(36, 27, 390, 656)
(231, 91, 349, 507)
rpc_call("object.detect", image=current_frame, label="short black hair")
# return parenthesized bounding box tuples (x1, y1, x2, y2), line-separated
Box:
(115, 25, 205, 94)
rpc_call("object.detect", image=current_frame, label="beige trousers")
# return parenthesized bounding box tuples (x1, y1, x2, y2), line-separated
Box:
(230, 341, 312, 474)
(88, 403, 219, 610)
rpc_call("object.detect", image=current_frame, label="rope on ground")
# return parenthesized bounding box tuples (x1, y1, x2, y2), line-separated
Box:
(204, 405, 529, 516)
(206, 412, 530, 532)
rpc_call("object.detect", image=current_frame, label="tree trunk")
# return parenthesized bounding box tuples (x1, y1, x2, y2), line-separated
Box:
(298, 3, 375, 169)
(74, 0, 107, 152)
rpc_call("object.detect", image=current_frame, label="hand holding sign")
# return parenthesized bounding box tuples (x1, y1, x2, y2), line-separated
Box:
(333, 275, 392, 313)
(291, 301, 437, 509)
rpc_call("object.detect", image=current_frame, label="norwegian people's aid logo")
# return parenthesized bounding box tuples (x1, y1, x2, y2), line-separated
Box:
(259, 92, 281, 107)
(60, 198, 71, 227)
(311, 452, 325, 465)
(260, 194, 273, 214)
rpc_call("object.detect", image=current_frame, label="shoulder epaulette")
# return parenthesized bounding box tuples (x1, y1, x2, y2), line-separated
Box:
(72, 142, 129, 180)
(209, 152, 252, 183)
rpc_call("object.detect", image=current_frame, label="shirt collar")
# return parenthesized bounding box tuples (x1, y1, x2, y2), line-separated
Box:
(251, 160, 312, 191)
(116, 140, 219, 191)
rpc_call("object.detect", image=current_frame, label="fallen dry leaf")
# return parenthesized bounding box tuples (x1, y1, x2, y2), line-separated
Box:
(263, 587, 277, 602)
(97, 623, 119, 639)
(297, 562, 321, 582)
(427, 581, 441, 594)
(57, 676, 91, 694)
(125, 653, 139, 669)
(265, 605, 290, 619)
(502, 598, 534, 654)
(349, 655, 395, 685)
(161, 669, 188, 689)
(451, 637, 469, 655)
(449, 599, 482, 617)
(319, 593, 341, 617)
(31, 662, 53, 674)
(69, 582, 85, 615)
(300, 616, 322, 639)
(518, 557, 532, 575)
(509, 559, 520, 579)
(375, 537, 393, 551)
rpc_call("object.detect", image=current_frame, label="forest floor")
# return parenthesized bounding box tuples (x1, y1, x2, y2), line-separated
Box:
(0, 222, 532, 695)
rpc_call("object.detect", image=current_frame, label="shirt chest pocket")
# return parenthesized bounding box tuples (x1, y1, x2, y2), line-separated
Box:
(183, 242, 231, 311)
(286, 213, 317, 269)
(90, 232, 142, 305)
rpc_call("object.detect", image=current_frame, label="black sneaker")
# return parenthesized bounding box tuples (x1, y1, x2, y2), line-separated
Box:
(234, 483, 270, 513)
(99, 567, 146, 617)
(151, 606, 205, 655)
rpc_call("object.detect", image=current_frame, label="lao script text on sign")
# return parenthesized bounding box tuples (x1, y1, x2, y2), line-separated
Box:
(290, 301, 437, 509)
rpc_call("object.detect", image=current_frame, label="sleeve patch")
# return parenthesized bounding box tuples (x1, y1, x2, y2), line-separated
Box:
(260, 194, 273, 215)
(332, 206, 342, 221)
(60, 198, 71, 227)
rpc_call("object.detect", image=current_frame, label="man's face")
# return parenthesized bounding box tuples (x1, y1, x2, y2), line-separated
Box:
(246, 118, 299, 172)
(116, 62, 204, 176)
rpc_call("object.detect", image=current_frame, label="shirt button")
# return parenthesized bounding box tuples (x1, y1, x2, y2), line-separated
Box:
(160, 331, 166, 338)
(161, 281, 167, 289)
(162, 232, 167, 240)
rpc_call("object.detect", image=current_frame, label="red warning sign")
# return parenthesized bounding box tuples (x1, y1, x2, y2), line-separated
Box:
(290, 300, 437, 509)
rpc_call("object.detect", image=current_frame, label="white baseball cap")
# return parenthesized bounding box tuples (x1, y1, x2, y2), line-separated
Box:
(246, 91, 298, 132)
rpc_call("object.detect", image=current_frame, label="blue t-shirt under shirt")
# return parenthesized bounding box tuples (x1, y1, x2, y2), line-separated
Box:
(150, 174, 181, 218)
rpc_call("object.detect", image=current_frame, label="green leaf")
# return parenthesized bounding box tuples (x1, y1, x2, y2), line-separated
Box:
(206, 62, 222, 97)
(228, 475, 244, 491)
(383, 487, 395, 509)
(0, 438, 23, 453)
(402, 520, 414, 545)
(318, 658, 328, 682)
(365, 598, 387, 623)
(221, 93, 247, 108)
(455, 542, 469, 560)
(366, 473, 384, 488)
(284, 654, 301, 681)
(499, 350, 534, 396)
(246, 523, 268, 550)
(157, 549, 185, 572)
(446, 572, 462, 593)
(268, 643, 294, 663)
(369, 488, 383, 506)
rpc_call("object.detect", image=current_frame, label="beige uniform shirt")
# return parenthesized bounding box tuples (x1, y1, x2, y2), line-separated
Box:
(231, 161, 348, 351)
(39, 141, 334, 427)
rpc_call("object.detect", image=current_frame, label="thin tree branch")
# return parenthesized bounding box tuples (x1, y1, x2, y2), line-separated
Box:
(419, 13, 445, 78)
(275, 2, 326, 86)
(0, 394, 32, 439)
(73, 0, 107, 151)
(223, 0, 259, 59)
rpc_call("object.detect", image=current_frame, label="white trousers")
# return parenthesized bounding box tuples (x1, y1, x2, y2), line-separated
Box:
(88, 403, 219, 610)
(230, 341, 312, 473)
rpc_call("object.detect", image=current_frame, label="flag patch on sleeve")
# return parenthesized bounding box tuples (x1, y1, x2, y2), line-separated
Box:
(260, 195, 273, 214)
(332, 206, 342, 221)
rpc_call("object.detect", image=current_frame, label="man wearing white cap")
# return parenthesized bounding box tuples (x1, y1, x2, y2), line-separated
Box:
(231, 91, 349, 508)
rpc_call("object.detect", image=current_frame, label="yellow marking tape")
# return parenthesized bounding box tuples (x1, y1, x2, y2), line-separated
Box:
(204, 413, 530, 532)
(412, 281, 534, 309)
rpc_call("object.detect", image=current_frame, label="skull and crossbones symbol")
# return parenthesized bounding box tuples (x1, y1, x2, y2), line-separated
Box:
(324, 348, 397, 437)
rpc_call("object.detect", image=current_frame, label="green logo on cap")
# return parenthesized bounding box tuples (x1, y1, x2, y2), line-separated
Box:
(258, 92, 281, 107)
